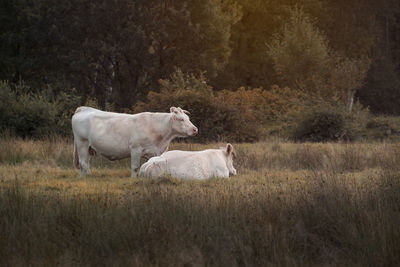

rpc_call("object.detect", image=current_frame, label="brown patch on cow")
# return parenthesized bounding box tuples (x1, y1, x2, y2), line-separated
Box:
(89, 146, 97, 156)
(148, 126, 162, 143)
(156, 134, 163, 143)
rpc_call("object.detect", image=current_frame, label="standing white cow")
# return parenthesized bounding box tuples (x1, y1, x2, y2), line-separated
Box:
(139, 143, 237, 179)
(72, 106, 198, 177)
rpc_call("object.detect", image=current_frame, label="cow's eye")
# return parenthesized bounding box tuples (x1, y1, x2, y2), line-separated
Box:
(179, 118, 184, 122)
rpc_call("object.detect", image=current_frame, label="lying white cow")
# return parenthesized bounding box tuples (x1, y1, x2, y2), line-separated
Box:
(72, 106, 198, 177)
(139, 144, 237, 179)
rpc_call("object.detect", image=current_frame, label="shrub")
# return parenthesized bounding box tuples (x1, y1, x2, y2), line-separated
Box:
(363, 116, 400, 140)
(292, 108, 347, 142)
(216, 85, 306, 137)
(0, 82, 15, 132)
(134, 70, 304, 142)
(267, 7, 370, 110)
(290, 102, 369, 142)
(54, 89, 84, 136)
(0, 81, 81, 138)
(134, 70, 251, 142)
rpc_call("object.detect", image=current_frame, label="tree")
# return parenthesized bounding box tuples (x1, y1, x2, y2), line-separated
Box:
(267, 7, 370, 112)
(39, 0, 241, 109)
(267, 7, 330, 93)
(212, 0, 326, 90)
(353, 0, 400, 114)
(146, 0, 241, 83)
(0, 0, 55, 87)
(1, 0, 241, 109)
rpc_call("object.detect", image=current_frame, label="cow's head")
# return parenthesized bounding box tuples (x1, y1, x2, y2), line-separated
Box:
(170, 107, 198, 137)
(224, 143, 237, 176)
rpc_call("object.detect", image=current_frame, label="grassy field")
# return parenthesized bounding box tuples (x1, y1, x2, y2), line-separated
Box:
(1, 137, 400, 266)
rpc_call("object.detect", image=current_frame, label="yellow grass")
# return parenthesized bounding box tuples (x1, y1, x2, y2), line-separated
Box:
(0, 137, 399, 266)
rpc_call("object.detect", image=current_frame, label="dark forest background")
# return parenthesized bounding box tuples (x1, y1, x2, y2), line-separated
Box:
(1, 0, 400, 141)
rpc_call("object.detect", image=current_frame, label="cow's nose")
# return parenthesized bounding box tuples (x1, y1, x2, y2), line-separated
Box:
(192, 127, 198, 135)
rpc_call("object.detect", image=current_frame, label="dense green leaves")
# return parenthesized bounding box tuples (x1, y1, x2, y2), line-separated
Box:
(0, 81, 80, 137)
(1, 0, 400, 139)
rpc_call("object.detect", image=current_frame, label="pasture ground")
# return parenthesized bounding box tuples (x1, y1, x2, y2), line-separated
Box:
(1, 137, 400, 266)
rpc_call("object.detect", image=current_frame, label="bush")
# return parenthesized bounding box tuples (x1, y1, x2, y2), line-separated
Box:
(363, 116, 400, 140)
(54, 89, 84, 136)
(291, 103, 369, 142)
(134, 70, 251, 142)
(216, 85, 306, 137)
(0, 82, 15, 132)
(134, 70, 304, 142)
(292, 108, 347, 142)
(0, 81, 81, 138)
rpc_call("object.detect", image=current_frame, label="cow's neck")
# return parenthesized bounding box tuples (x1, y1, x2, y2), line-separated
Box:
(152, 113, 178, 148)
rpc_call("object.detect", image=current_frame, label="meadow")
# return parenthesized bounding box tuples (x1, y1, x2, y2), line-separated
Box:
(1, 137, 400, 266)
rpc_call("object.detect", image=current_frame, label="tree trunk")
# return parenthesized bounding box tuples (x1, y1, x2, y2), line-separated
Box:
(347, 90, 356, 113)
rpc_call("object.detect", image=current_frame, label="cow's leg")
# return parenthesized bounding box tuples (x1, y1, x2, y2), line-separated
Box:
(76, 138, 91, 175)
(130, 147, 143, 178)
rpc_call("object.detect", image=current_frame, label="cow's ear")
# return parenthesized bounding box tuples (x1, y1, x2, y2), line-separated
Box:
(182, 109, 190, 115)
(170, 107, 178, 113)
(226, 143, 233, 155)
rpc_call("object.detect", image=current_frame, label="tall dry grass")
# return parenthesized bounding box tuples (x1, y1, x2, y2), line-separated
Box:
(0, 137, 400, 266)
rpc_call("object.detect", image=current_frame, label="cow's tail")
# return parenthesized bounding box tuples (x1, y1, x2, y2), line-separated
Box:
(73, 142, 80, 169)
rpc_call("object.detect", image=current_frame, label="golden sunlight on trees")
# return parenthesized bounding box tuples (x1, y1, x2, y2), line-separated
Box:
(267, 7, 330, 93)
(135, 69, 305, 141)
(267, 7, 371, 112)
(1, 0, 400, 139)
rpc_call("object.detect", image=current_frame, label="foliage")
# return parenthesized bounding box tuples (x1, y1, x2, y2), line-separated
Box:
(291, 102, 370, 142)
(213, 0, 327, 90)
(267, 7, 371, 110)
(292, 107, 348, 142)
(0, 81, 81, 137)
(357, 57, 400, 115)
(54, 89, 84, 136)
(267, 7, 330, 92)
(3, 0, 241, 110)
(363, 116, 400, 140)
(1, 0, 399, 142)
(217, 85, 305, 123)
(135, 69, 246, 141)
(2, 0, 399, 114)
(135, 70, 305, 142)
